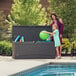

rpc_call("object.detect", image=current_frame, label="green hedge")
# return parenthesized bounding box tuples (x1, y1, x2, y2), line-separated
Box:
(0, 41, 12, 56)
(49, 0, 76, 34)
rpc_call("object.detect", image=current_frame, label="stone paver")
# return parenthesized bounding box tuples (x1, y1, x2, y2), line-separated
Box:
(0, 56, 76, 76)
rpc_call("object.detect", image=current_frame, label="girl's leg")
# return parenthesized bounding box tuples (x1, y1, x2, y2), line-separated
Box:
(56, 47, 60, 57)
(60, 45, 62, 57)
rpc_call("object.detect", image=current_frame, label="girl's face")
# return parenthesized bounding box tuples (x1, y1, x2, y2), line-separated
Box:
(52, 15, 56, 20)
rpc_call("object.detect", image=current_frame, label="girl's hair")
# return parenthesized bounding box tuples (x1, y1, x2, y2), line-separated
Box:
(50, 12, 59, 21)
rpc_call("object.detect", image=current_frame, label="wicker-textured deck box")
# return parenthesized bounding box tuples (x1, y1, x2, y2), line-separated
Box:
(12, 26, 56, 59)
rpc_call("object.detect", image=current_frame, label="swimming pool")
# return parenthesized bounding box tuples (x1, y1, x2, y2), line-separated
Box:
(11, 63, 76, 76)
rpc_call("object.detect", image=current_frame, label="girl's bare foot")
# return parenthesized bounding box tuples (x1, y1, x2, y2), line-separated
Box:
(56, 56, 61, 59)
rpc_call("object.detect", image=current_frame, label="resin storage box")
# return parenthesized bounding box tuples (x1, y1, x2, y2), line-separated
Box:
(12, 26, 56, 59)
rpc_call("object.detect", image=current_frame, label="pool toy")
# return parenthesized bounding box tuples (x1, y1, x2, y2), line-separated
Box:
(37, 36, 51, 42)
(14, 35, 25, 42)
(20, 39, 22, 42)
(21, 36, 24, 42)
(39, 30, 49, 40)
(14, 35, 20, 42)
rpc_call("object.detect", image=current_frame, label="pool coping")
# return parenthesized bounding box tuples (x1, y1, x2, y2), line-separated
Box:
(0, 56, 76, 76)
(10, 62, 76, 76)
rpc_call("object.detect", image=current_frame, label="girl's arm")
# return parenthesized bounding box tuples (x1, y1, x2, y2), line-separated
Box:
(44, 32, 52, 34)
(45, 32, 55, 35)
(51, 32, 55, 35)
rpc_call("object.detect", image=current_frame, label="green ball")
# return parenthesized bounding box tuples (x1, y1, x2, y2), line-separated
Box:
(39, 30, 49, 40)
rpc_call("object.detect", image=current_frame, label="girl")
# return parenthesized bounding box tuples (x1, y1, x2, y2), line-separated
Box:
(45, 24, 61, 59)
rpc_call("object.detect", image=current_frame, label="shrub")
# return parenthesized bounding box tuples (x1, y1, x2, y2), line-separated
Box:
(62, 38, 71, 48)
(71, 40, 76, 49)
(7, 0, 47, 26)
(0, 11, 10, 40)
(48, 0, 76, 34)
(0, 41, 12, 56)
(62, 38, 72, 53)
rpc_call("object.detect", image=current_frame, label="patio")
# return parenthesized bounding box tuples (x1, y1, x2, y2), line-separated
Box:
(0, 56, 76, 76)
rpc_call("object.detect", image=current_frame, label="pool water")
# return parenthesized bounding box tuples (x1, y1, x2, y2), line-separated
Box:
(12, 64, 76, 76)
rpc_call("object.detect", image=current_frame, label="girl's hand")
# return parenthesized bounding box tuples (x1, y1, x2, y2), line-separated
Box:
(44, 32, 52, 35)
(44, 32, 48, 34)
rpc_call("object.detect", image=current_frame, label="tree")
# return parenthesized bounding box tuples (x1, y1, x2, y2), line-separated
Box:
(0, 11, 9, 40)
(8, 0, 47, 26)
(48, 0, 76, 35)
